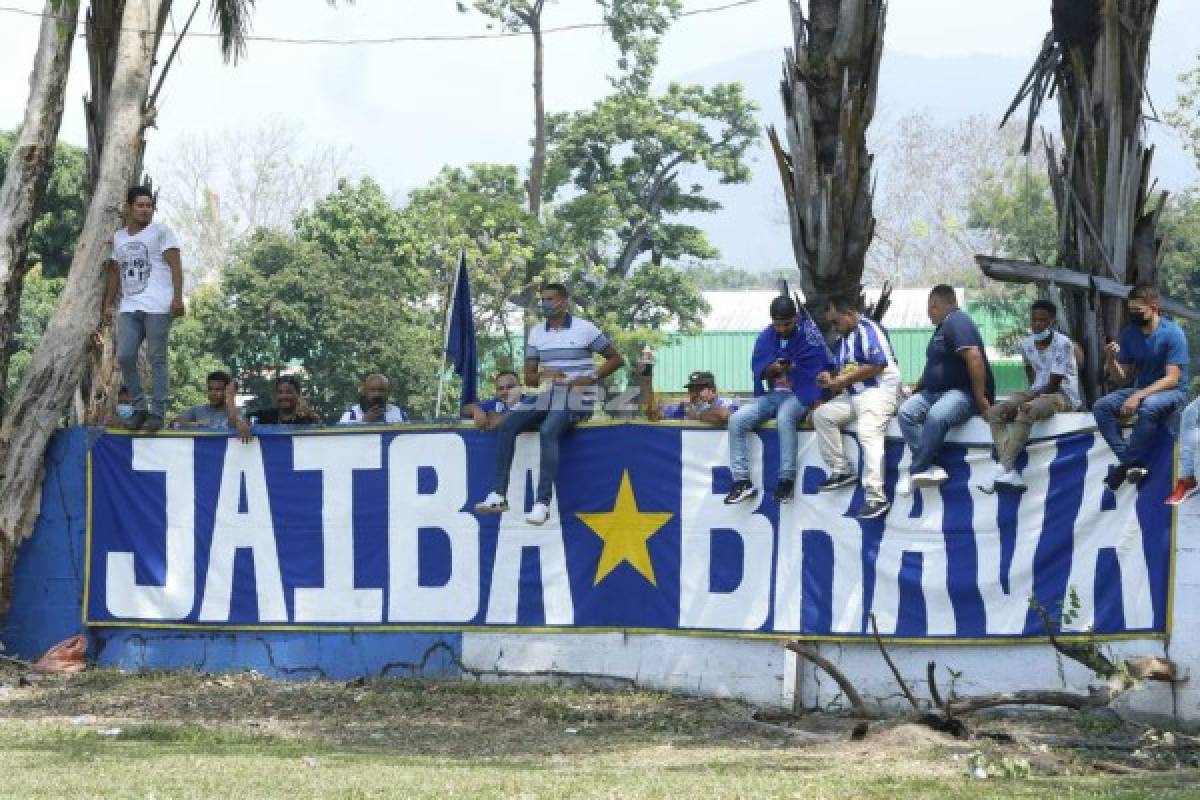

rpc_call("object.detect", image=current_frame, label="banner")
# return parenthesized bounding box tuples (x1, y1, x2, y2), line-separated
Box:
(84, 422, 1174, 640)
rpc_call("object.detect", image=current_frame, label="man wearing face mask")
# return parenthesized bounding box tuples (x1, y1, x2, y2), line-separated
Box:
(107, 387, 133, 427)
(473, 283, 625, 525)
(1093, 284, 1190, 491)
(985, 300, 1081, 492)
(462, 370, 527, 430)
(339, 373, 408, 424)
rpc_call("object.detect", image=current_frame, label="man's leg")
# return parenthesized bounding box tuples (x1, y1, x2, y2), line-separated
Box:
(1182, 397, 1200, 480)
(1123, 389, 1188, 467)
(1092, 388, 1137, 462)
(911, 389, 973, 474)
(1007, 393, 1068, 466)
(116, 312, 147, 412)
(727, 394, 779, 482)
(813, 394, 856, 476)
(897, 390, 933, 461)
(143, 313, 172, 419)
(986, 391, 1029, 471)
(490, 408, 546, 496)
(854, 388, 898, 504)
(533, 410, 577, 506)
(775, 393, 809, 481)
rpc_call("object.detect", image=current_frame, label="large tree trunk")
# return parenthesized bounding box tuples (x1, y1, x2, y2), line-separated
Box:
(528, 13, 546, 219)
(0, 0, 171, 618)
(769, 0, 885, 318)
(0, 0, 81, 396)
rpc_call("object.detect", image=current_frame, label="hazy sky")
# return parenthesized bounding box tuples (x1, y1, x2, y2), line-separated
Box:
(1, 0, 1197, 269)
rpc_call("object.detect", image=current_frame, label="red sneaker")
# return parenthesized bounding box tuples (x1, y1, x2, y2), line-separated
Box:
(1166, 478, 1198, 506)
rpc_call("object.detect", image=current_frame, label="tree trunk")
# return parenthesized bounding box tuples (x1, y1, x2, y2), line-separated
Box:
(0, 0, 171, 618)
(769, 0, 885, 319)
(528, 15, 546, 219)
(0, 0, 81, 396)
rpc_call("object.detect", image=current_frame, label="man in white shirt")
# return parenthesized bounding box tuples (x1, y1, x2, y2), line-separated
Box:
(986, 299, 1082, 491)
(338, 373, 408, 424)
(102, 186, 184, 433)
(473, 282, 624, 525)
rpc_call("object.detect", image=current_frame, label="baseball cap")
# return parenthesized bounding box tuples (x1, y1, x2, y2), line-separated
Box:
(684, 371, 716, 389)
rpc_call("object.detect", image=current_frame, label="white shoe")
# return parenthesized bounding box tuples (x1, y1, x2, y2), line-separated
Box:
(525, 502, 550, 526)
(473, 492, 509, 514)
(896, 475, 913, 497)
(994, 469, 1026, 491)
(911, 466, 949, 487)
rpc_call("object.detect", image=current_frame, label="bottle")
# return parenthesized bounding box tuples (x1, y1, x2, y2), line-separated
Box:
(640, 344, 655, 376)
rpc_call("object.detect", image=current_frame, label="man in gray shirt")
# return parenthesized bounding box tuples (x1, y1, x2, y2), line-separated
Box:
(172, 371, 236, 430)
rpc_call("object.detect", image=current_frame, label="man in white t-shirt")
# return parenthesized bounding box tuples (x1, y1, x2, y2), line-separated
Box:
(338, 373, 409, 424)
(102, 186, 184, 433)
(986, 299, 1082, 492)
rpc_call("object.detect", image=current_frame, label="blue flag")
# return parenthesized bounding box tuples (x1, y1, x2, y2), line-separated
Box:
(445, 250, 478, 406)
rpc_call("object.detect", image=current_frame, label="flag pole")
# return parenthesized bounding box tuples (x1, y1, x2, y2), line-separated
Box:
(434, 249, 462, 419)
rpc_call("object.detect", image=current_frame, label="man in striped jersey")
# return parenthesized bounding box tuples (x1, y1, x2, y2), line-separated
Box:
(813, 295, 903, 520)
(473, 283, 625, 525)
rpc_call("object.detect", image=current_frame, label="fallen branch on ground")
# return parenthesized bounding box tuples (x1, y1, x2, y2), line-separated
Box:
(785, 641, 870, 718)
(869, 613, 920, 711)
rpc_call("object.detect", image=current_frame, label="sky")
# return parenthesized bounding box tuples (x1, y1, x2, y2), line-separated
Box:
(1, 0, 1197, 269)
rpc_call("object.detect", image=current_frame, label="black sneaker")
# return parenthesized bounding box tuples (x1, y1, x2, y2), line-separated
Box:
(1126, 465, 1149, 484)
(819, 472, 857, 492)
(857, 499, 891, 520)
(773, 478, 795, 505)
(124, 410, 147, 431)
(1104, 464, 1128, 492)
(143, 414, 164, 433)
(724, 480, 758, 505)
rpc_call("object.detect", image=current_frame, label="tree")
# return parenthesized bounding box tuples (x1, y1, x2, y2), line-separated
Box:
(0, 0, 80, 414)
(1, 266, 62, 416)
(768, 0, 886, 317)
(0, 134, 88, 280)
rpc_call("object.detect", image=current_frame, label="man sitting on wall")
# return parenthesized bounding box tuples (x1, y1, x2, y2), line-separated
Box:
(1093, 284, 1191, 490)
(172, 371, 238, 430)
(985, 300, 1082, 492)
(338, 373, 408, 424)
(896, 285, 995, 496)
(227, 375, 324, 442)
(812, 295, 903, 520)
(462, 370, 527, 430)
(643, 368, 739, 425)
(724, 294, 835, 506)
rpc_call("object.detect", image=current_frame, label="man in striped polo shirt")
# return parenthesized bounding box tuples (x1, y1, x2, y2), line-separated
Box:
(474, 282, 625, 525)
(813, 295, 903, 520)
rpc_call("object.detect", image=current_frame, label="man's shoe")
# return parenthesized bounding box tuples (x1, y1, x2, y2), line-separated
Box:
(1125, 465, 1149, 485)
(525, 502, 550, 526)
(857, 499, 891, 520)
(473, 492, 509, 514)
(724, 479, 758, 505)
(124, 410, 147, 431)
(911, 466, 949, 488)
(142, 414, 164, 433)
(994, 469, 1027, 493)
(1104, 464, 1128, 492)
(895, 474, 913, 497)
(1167, 478, 1198, 506)
(773, 478, 795, 505)
(819, 472, 857, 492)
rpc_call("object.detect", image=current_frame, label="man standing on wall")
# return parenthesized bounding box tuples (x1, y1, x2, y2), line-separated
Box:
(1093, 284, 1191, 491)
(473, 283, 625, 525)
(102, 186, 185, 433)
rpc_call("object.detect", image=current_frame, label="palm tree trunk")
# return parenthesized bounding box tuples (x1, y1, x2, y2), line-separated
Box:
(0, 0, 81, 396)
(0, 0, 171, 617)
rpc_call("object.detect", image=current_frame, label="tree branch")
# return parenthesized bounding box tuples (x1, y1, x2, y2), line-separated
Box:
(868, 613, 920, 711)
(785, 641, 869, 718)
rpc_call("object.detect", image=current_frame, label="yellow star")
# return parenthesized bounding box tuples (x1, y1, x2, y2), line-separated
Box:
(576, 470, 673, 587)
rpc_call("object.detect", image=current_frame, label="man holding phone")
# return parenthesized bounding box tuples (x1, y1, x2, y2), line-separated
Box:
(725, 295, 835, 505)
(338, 373, 409, 424)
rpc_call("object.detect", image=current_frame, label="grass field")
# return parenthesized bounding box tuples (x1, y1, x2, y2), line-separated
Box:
(1, 665, 1198, 799)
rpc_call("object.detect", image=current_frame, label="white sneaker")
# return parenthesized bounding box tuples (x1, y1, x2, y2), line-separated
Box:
(896, 474, 913, 497)
(473, 492, 509, 514)
(911, 466, 949, 487)
(525, 502, 550, 526)
(994, 469, 1027, 491)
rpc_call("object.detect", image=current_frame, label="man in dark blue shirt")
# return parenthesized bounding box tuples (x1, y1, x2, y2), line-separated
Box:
(1093, 284, 1191, 490)
(896, 285, 994, 495)
(725, 295, 835, 505)
(462, 370, 526, 430)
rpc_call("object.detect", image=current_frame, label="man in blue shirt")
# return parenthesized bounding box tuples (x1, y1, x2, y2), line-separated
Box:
(1093, 284, 1191, 490)
(725, 295, 835, 505)
(897, 285, 994, 496)
(647, 370, 739, 424)
(462, 370, 525, 430)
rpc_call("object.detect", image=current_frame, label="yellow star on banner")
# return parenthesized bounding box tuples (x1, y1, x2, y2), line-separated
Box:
(576, 470, 674, 587)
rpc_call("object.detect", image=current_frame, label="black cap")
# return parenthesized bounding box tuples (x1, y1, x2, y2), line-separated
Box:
(684, 370, 716, 389)
(769, 295, 798, 320)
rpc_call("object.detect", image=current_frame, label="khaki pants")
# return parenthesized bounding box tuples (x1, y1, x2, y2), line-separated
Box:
(813, 387, 898, 504)
(987, 390, 1070, 470)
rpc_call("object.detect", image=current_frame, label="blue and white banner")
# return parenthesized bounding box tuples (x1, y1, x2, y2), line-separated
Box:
(85, 421, 1174, 640)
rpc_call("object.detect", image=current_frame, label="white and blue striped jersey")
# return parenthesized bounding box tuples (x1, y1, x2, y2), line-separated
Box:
(835, 317, 902, 395)
(525, 314, 612, 379)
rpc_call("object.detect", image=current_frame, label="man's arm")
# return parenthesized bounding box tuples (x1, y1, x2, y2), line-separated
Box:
(1104, 341, 1134, 387)
(572, 344, 625, 386)
(822, 364, 885, 392)
(959, 346, 991, 414)
(224, 380, 254, 443)
(694, 405, 733, 426)
(1120, 365, 1182, 416)
(164, 248, 185, 318)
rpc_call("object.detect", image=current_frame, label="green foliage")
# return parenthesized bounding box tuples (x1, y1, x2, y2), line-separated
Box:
(0, 131, 88, 277)
(1, 266, 62, 415)
(1158, 191, 1200, 393)
(1167, 52, 1200, 170)
(167, 286, 228, 413)
(683, 263, 792, 290)
(967, 161, 1059, 263)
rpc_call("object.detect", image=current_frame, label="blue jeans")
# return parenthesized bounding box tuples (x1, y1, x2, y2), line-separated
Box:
(1183, 397, 1200, 479)
(728, 391, 808, 482)
(117, 311, 172, 416)
(491, 408, 578, 505)
(897, 389, 974, 474)
(1093, 387, 1188, 467)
